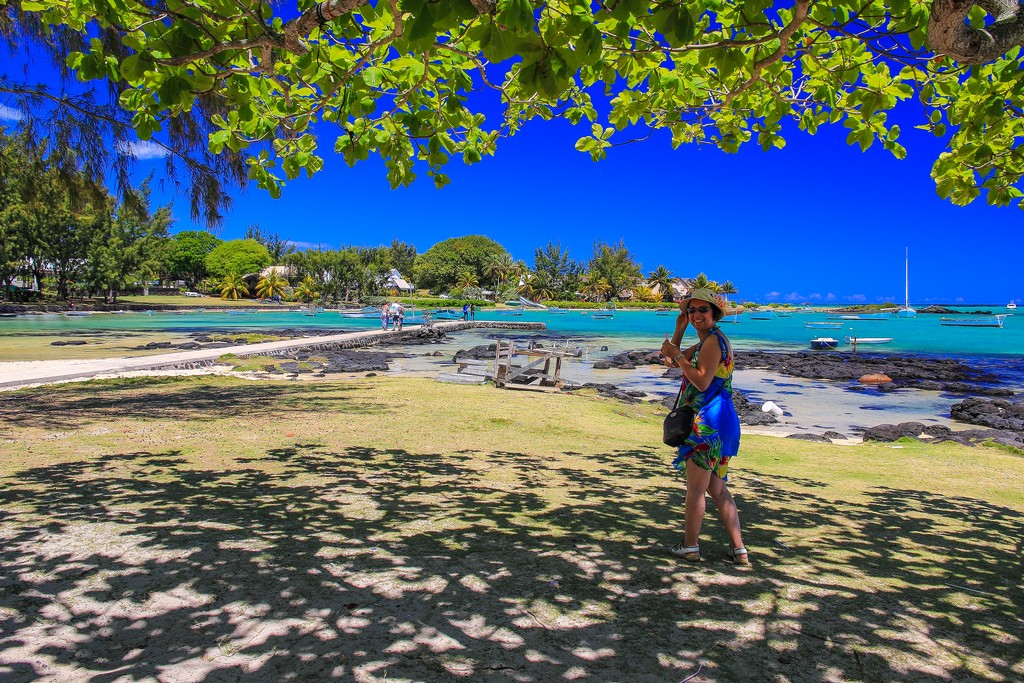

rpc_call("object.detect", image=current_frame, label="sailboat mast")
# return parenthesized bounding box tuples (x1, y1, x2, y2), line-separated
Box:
(905, 247, 909, 308)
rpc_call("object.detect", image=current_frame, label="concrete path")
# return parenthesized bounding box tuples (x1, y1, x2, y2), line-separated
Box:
(0, 321, 544, 390)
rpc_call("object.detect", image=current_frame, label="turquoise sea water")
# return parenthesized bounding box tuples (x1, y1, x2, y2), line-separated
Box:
(2, 306, 1022, 357)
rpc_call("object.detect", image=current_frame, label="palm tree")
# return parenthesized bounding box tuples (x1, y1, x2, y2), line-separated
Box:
(456, 270, 479, 289)
(684, 272, 716, 294)
(518, 272, 556, 302)
(219, 273, 249, 300)
(293, 275, 320, 303)
(646, 265, 673, 301)
(484, 253, 515, 290)
(719, 280, 738, 304)
(255, 271, 288, 301)
(632, 284, 660, 302)
(580, 273, 612, 302)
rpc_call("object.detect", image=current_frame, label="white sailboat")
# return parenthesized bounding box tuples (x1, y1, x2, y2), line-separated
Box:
(896, 247, 916, 319)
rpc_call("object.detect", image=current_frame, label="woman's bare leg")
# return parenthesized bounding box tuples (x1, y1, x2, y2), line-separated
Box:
(707, 475, 745, 551)
(684, 460, 713, 547)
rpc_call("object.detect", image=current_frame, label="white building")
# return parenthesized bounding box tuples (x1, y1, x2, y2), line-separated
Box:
(385, 269, 415, 293)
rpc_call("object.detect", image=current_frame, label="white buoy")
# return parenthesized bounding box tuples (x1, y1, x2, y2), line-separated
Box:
(761, 401, 784, 417)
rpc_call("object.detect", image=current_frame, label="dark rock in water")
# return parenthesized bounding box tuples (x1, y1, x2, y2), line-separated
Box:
(366, 372, 377, 377)
(569, 383, 647, 403)
(918, 305, 956, 314)
(51, 340, 87, 346)
(280, 361, 314, 374)
(862, 422, 928, 442)
(455, 344, 497, 361)
(786, 433, 832, 442)
(177, 342, 202, 350)
(950, 397, 1024, 432)
(134, 341, 174, 350)
(735, 350, 1007, 396)
(594, 349, 661, 370)
(822, 431, 847, 440)
(379, 326, 447, 345)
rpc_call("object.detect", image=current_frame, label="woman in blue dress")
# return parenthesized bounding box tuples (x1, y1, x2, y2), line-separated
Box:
(660, 287, 747, 564)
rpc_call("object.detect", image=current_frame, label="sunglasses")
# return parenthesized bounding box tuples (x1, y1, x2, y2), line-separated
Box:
(687, 306, 712, 314)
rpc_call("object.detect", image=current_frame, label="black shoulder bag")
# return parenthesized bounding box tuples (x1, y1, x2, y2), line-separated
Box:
(662, 336, 710, 447)
(663, 381, 695, 447)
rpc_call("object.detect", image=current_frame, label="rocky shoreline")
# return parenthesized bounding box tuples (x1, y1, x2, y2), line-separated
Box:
(579, 346, 1024, 445)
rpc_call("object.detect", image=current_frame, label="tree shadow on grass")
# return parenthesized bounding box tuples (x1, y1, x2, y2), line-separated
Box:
(0, 379, 387, 431)
(1, 446, 1022, 682)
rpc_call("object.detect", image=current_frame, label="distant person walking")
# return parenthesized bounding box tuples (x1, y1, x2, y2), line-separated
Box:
(394, 302, 405, 331)
(462, 303, 469, 321)
(380, 304, 389, 331)
(659, 287, 747, 565)
(469, 303, 475, 321)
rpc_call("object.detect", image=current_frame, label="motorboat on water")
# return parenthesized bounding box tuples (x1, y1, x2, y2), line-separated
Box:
(339, 306, 380, 318)
(805, 321, 843, 329)
(810, 337, 840, 350)
(940, 315, 1009, 328)
(845, 336, 893, 345)
(826, 312, 892, 321)
(1009, 301, 1018, 310)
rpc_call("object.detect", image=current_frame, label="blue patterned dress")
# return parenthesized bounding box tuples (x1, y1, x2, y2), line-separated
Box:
(672, 327, 741, 480)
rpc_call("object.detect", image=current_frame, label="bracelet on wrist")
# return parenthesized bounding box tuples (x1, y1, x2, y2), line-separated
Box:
(672, 351, 684, 364)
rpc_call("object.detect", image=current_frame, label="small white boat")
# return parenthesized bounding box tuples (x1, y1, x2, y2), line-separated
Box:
(827, 312, 892, 321)
(810, 337, 840, 350)
(339, 306, 381, 318)
(941, 315, 1008, 328)
(719, 313, 742, 324)
(805, 321, 843, 329)
(65, 311, 93, 317)
(590, 309, 615, 319)
(110, 310, 127, 315)
(845, 336, 893, 345)
(748, 310, 775, 320)
(1009, 301, 1018, 310)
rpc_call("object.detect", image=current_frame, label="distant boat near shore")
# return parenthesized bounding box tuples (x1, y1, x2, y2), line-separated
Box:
(845, 336, 893, 345)
(805, 321, 843, 329)
(827, 312, 892, 321)
(940, 315, 1009, 328)
(1009, 301, 1018, 310)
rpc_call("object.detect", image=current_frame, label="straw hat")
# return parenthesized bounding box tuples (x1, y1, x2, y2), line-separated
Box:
(682, 287, 725, 321)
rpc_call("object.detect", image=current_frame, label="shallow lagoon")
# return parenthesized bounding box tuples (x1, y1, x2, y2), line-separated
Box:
(2, 305, 1021, 436)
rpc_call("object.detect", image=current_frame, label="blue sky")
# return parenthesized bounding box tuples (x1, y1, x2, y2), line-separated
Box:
(2, 56, 1021, 305)
(143, 115, 1018, 306)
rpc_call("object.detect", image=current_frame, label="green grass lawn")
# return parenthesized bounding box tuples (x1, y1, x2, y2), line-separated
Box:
(1, 375, 1021, 682)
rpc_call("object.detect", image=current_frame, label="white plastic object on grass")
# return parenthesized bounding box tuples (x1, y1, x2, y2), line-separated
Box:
(761, 401, 784, 417)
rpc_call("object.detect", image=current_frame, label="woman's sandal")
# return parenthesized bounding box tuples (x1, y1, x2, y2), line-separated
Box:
(727, 547, 749, 565)
(670, 544, 701, 562)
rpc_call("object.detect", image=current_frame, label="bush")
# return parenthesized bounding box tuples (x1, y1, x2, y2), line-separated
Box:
(397, 297, 493, 308)
(543, 300, 671, 310)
